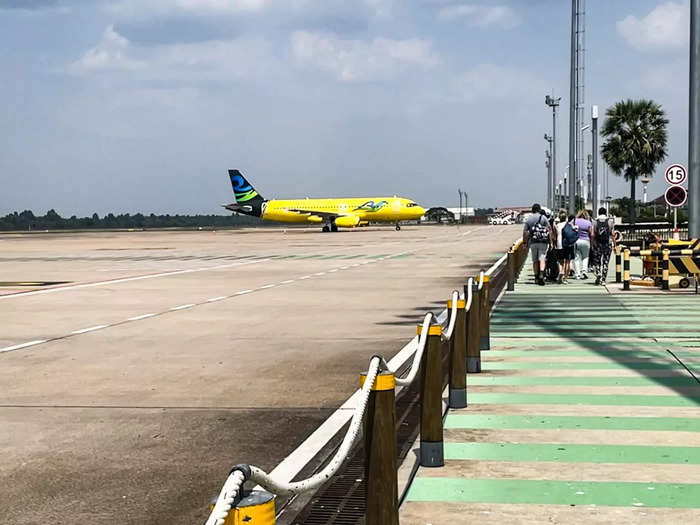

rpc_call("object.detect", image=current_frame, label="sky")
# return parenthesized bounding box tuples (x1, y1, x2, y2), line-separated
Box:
(0, 0, 693, 215)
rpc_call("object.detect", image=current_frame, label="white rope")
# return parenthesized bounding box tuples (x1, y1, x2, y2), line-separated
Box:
(465, 277, 474, 312)
(247, 356, 383, 496)
(393, 313, 433, 387)
(441, 290, 459, 341)
(206, 469, 246, 525)
(477, 270, 485, 290)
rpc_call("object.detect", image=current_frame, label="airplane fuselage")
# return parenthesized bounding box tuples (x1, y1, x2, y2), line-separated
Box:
(260, 197, 424, 227)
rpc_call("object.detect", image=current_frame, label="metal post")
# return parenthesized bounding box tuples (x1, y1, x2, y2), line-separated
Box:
(361, 371, 398, 525)
(615, 246, 622, 283)
(592, 105, 599, 214)
(418, 323, 444, 467)
(506, 250, 515, 291)
(623, 249, 630, 290)
(662, 249, 670, 290)
(552, 101, 558, 209)
(690, 0, 700, 237)
(448, 297, 467, 408)
(458, 189, 463, 223)
(479, 274, 490, 351)
(546, 146, 552, 209)
(569, 0, 578, 215)
(465, 280, 481, 373)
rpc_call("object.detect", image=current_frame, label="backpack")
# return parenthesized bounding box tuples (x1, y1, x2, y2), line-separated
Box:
(595, 218, 611, 246)
(529, 214, 549, 243)
(562, 222, 579, 247)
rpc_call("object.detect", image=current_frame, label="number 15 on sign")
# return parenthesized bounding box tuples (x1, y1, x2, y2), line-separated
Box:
(665, 164, 687, 186)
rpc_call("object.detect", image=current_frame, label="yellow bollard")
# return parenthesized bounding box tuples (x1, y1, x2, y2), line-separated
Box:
(211, 490, 275, 525)
(360, 371, 398, 525)
(479, 274, 490, 351)
(447, 297, 467, 408)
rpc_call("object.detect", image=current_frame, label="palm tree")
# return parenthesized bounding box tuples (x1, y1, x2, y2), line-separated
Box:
(600, 99, 668, 224)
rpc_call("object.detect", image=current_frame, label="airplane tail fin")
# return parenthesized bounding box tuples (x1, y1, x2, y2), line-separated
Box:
(228, 169, 264, 205)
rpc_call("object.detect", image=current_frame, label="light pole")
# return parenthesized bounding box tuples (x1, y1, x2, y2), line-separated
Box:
(568, 0, 578, 215)
(690, 0, 700, 237)
(579, 123, 590, 208)
(591, 105, 599, 213)
(458, 189, 463, 223)
(545, 95, 561, 210)
(544, 134, 553, 208)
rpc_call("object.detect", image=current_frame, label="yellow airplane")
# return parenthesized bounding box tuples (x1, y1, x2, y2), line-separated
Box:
(224, 170, 426, 231)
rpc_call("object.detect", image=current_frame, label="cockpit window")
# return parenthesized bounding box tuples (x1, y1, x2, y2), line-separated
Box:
(407, 202, 419, 207)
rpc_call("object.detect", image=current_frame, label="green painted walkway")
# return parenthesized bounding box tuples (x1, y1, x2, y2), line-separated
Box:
(401, 256, 700, 524)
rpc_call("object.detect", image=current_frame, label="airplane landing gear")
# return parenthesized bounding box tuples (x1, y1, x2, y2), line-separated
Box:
(331, 223, 338, 232)
(322, 225, 330, 233)
(395, 223, 401, 231)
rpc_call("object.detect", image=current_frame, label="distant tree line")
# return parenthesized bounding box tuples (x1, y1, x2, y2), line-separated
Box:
(0, 209, 262, 231)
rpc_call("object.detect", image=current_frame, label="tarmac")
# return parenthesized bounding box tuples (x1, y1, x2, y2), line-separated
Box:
(400, 257, 700, 524)
(0, 224, 517, 525)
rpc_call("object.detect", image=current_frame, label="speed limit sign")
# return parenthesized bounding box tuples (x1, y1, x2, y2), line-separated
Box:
(665, 164, 687, 185)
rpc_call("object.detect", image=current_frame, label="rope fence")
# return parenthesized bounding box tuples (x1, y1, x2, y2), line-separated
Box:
(205, 238, 528, 525)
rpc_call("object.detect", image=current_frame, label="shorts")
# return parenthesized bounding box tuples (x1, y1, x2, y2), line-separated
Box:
(530, 242, 549, 262)
(557, 246, 574, 262)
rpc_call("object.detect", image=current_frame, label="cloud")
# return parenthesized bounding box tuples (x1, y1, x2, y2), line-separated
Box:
(71, 24, 279, 82)
(437, 3, 519, 29)
(72, 25, 146, 71)
(454, 64, 545, 101)
(291, 31, 439, 82)
(106, 0, 388, 19)
(0, 0, 70, 14)
(617, 2, 689, 51)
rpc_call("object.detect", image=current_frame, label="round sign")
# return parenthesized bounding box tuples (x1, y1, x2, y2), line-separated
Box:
(665, 185, 687, 207)
(665, 164, 687, 185)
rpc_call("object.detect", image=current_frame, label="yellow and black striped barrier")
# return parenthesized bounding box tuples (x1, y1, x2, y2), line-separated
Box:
(623, 249, 631, 291)
(662, 250, 670, 290)
(615, 247, 622, 283)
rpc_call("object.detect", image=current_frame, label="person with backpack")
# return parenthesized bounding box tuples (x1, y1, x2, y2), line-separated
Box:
(573, 210, 594, 279)
(592, 207, 616, 285)
(555, 211, 576, 284)
(523, 203, 552, 286)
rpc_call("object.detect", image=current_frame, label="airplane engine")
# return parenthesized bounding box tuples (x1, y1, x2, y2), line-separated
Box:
(307, 216, 323, 223)
(335, 215, 360, 228)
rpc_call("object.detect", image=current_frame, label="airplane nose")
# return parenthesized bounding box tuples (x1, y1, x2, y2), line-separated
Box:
(414, 206, 426, 218)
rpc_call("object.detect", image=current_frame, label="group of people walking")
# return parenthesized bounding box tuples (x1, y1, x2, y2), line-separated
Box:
(523, 203, 617, 286)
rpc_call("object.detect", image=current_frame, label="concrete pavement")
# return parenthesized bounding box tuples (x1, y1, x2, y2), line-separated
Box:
(0, 225, 516, 524)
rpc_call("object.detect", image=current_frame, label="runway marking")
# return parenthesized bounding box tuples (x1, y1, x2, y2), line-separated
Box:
(170, 304, 194, 311)
(127, 313, 155, 321)
(71, 325, 107, 335)
(0, 228, 488, 355)
(0, 340, 47, 354)
(0, 258, 270, 300)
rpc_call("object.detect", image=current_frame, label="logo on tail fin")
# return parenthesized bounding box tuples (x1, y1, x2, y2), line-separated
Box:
(229, 170, 262, 203)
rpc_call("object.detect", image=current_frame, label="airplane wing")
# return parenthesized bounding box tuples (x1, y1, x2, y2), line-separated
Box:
(287, 209, 342, 219)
